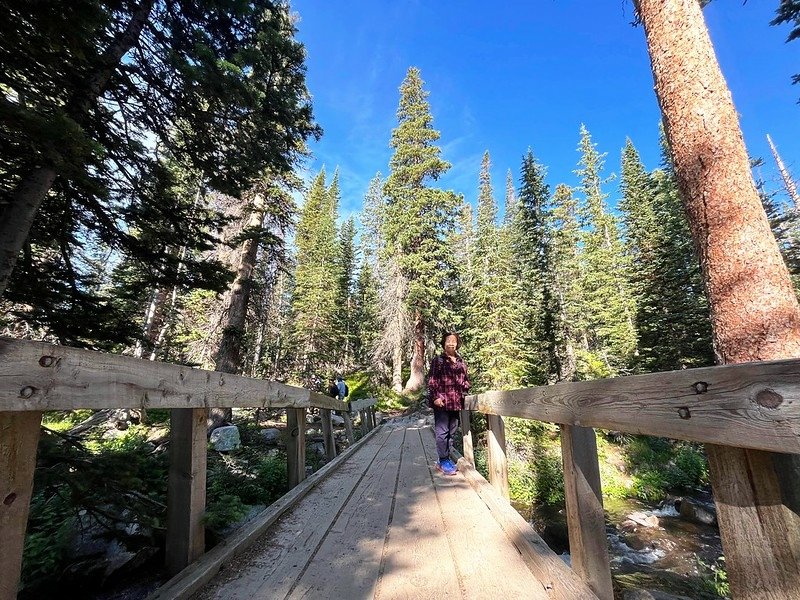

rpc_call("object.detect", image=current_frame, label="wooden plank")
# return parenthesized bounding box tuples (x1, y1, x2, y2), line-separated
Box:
(0, 411, 42, 600)
(454, 454, 600, 600)
(375, 424, 461, 599)
(560, 425, 613, 600)
(166, 408, 207, 575)
(706, 445, 800, 599)
(342, 411, 355, 444)
(464, 357, 800, 453)
(360, 409, 368, 436)
(420, 427, 552, 599)
(285, 426, 405, 598)
(320, 408, 336, 461)
(349, 397, 377, 412)
(286, 408, 306, 488)
(0, 337, 345, 412)
(486, 414, 509, 499)
(189, 425, 395, 600)
(459, 409, 474, 466)
(148, 424, 384, 600)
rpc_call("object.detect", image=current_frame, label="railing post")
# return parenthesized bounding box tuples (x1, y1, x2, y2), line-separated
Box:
(460, 409, 474, 466)
(0, 411, 42, 600)
(369, 407, 377, 429)
(287, 408, 306, 488)
(486, 414, 509, 499)
(320, 408, 336, 461)
(166, 408, 207, 575)
(342, 410, 355, 445)
(359, 410, 368, 436)
(560, 425, 613, 600)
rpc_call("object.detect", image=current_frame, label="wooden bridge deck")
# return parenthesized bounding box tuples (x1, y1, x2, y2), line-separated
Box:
(186, 417, 559, 600)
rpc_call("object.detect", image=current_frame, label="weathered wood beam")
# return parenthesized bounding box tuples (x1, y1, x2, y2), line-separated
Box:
(349, 397, 377, 412)
(342, 411, 355, 445)
(486, 414, 509, 500)
(287, 408, 306, 488)
(465, 358, 800, 453)
(0, 411, 42, 600)
(0, 337, 344, 412)
(320, 409, 336, 461)
(459, 410, 474, 466)
(561, 426, 613, 600)
(166, 408, 207, 575)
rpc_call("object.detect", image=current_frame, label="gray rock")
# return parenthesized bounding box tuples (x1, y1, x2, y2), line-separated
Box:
(623, 589, 693, 600)
(210, 425, 241, 452)
(627, 511, 660, 528)
(261, 428, 281, 444)
(679, 497, 717, 526)
(331, 414, 345, 426)
(311, 442, 326, 456)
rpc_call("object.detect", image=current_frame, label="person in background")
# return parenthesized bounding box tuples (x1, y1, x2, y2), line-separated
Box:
(427, 331, 470, 476)
(328, 377, 339, 399)
(336, 375, 349, 401)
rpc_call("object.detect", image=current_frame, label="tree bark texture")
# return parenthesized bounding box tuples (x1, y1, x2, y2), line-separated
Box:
(0, 1, 154, 298)
(404, 310, 425, 392)
(636, 0, 800, 596)
(210, 193, 266, 428)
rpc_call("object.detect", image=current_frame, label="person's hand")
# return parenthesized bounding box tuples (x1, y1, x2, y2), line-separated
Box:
(433, 398, 444, 408)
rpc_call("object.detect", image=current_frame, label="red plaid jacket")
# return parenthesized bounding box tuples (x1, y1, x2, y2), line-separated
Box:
(427, 354, 470, 411)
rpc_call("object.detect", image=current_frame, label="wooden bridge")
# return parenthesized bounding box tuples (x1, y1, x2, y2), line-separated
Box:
(3, 336, 800, 599)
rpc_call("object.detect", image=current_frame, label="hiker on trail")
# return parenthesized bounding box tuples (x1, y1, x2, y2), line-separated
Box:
(328, 377, 340, 399)
(427, 331, 470, 476)
(336, 375, 348, 401)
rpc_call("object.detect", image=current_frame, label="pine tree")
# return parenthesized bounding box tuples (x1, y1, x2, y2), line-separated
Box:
(547, 184, 585, 382)
(383, 67, 460, 392)
(351, 257, 380, 367)
(336, 216, 357, 371)
(291, 168, 340, 384)
(467, 152, 527, 390)
(575, 125, 637, 377)
(620, 137, 713, 372)
(510, 148, 552, 384)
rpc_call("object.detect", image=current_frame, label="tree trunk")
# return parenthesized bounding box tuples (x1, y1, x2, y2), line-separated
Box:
(636, 0, 800, 596)
(391, 343, 403, 393)
(404, 310, 425, 392)
(0, 1, 153, 298)
(210, 192, 267, 429)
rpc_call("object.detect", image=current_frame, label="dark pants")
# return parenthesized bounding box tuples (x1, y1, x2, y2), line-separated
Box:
(434, 409, 460, 461)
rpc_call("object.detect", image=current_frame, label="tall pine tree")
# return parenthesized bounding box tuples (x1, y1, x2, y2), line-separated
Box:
(383, 67, 460, 392)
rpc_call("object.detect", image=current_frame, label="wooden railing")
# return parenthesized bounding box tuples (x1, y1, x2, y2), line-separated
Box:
(460, 357, 800, 600)
(0, 337, 378, 600)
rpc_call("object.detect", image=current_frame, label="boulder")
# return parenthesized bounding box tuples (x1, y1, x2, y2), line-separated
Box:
(678, 497, 717, 526)
(331, 414, 345, 426)
(210, 425, 241, 452)
(627, 511, 660, 528)
(260, 428, 281, 444)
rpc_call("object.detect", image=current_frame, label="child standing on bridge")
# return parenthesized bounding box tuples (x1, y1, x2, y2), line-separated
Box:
(427, 331, 470, 476)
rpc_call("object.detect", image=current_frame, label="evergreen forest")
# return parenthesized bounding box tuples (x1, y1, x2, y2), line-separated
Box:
(2, 1, 800, 598)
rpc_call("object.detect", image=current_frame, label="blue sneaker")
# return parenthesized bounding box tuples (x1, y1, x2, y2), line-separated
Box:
(437, 458, 457, 476)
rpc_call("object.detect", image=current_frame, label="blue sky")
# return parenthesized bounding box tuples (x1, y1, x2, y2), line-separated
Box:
(291, 1, 800, 222)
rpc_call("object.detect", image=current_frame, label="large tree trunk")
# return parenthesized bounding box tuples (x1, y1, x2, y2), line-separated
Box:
(0, 1, 153, 298)
(636, 0, 800, 596)
(210, 192, 267, 429)
(403, 310, 425, 392)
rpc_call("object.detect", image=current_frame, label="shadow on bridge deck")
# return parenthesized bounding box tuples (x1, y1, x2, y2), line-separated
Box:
(154, 417, 595, 600)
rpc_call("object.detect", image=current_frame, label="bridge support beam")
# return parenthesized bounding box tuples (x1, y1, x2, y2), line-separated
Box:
(486, 414, 509, 499)
(320, 409, 336, 461)
(0, 411, 42, 600)
(166, 408, 207, 576)
(561, 425, 613, 600)
(287, 408, 307, 488)
(459, 410, 474, 466)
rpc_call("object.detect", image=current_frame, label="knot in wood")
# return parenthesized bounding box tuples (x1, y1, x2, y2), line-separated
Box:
(3, 493, 16, 506)
(19, 386, 35, 399)
(38, 355, 55, 367)
(678, 407, 691, 420)
(755, 389, 783, 409)
(692, 381, 708, 394)
(218, 375, 225, 386)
